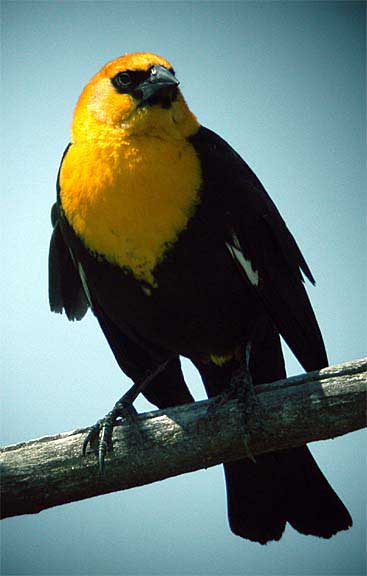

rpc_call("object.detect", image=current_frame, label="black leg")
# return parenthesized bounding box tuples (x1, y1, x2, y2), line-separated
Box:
(207, 342, 255, 408)
(83, 359, 171, 472)
(207, 341, 257, 461)
(230, 341, 256, 405)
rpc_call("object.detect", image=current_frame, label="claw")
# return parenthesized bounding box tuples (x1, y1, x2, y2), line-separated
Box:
(83, 409, 124, 472)
(82, 421, 102, 456)
(82, 360, 171, 471)
(81, 391, 138, 470)
(98, 420, 113, 473)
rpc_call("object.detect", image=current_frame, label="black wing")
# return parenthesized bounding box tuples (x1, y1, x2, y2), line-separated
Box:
(49, 202, 89, 321)
(190, 126, 328, 371)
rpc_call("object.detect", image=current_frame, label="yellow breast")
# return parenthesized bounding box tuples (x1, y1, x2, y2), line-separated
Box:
(60, 134, 201, 286)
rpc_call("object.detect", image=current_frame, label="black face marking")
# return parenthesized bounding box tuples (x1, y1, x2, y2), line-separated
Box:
(111, 69, 150, 94)
(111, 66, 178, 108)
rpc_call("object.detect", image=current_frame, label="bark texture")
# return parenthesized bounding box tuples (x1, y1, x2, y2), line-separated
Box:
(1, 357, 366, 520)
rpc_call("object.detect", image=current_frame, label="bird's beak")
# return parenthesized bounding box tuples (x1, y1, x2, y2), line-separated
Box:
(136, 65, 180, 102)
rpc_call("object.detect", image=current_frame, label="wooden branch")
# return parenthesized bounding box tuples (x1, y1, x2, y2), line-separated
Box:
(1, 358, 366, 520)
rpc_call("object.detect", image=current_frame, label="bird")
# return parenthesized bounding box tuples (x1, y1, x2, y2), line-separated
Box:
(49, 51, 352, 544)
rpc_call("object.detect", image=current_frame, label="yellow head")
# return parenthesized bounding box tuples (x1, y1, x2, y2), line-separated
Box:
(72, 52, 199, 141)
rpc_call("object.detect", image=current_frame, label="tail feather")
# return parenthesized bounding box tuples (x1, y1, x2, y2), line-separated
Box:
(224, 455, 287, 543)
(280, 447, 352, 538)
(195, 318, 352, 543)
(225, 446, 352, 544)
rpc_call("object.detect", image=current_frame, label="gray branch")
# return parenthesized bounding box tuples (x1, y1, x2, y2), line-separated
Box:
(1, 358, 366, 520)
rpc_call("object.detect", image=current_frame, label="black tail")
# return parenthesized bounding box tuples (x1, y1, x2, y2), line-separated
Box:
(195, 320, 352, 544)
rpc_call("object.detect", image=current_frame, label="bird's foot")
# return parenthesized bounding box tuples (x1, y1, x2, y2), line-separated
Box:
(82, 360, 171, 472)
(208, 342, 257, 462)
(208, 363, 256, 411)
(208, 342, 256, 409)
(82, 389, 141, 473)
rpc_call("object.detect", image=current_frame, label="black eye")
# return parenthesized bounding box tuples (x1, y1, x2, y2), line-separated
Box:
(111, 69, 151, 94)
(111, 71, 135, 93)
(115, 72, 132, 88)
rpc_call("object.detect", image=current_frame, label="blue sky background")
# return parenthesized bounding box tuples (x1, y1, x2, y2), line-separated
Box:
(1, 1, 366, 575)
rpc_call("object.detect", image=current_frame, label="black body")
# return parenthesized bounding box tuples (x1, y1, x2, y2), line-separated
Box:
(49, 126, 352, 543)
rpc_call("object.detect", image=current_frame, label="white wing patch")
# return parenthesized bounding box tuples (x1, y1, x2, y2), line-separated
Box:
(226, 233, 259, 287)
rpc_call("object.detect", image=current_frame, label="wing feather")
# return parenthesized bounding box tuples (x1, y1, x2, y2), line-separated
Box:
(190, 126, 327, 371)
(48, 202, 89, 321)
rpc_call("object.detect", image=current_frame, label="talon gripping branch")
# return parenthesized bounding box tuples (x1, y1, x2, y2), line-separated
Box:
(49, 52, 352, 543)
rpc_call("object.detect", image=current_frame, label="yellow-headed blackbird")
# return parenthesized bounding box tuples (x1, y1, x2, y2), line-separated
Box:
(49, 52, 352, 543)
